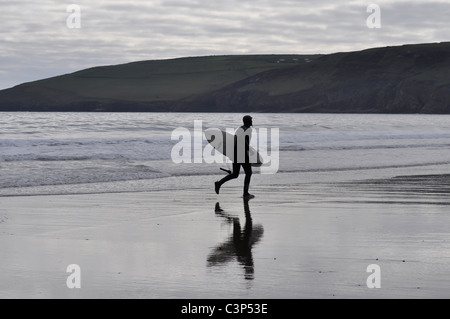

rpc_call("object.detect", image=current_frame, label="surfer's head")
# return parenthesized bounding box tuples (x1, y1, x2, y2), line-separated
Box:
(243, 115, 253, 127)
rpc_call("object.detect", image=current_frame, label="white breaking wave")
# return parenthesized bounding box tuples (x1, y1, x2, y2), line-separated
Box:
(1, 112, 450, 195)
(0, 137, 173, 162)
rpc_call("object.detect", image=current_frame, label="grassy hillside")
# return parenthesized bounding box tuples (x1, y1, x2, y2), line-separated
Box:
(177, 42, 450, 113)
(0, 55, 320, 111)
(0, 42, 449, 113)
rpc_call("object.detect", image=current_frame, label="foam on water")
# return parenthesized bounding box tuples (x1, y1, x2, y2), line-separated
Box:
(1, 112, 450, 195)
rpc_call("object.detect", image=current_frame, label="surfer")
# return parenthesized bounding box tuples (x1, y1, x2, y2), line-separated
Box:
(215, 115, 255, 199)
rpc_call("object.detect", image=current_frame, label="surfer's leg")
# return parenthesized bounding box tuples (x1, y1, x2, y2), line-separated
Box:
(215, 164, 240, 194)
(242, 164, 253, 196)
(221, 164, 240, 183)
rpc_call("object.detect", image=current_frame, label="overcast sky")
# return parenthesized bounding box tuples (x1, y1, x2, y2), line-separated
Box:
(0, 0, 449, 90)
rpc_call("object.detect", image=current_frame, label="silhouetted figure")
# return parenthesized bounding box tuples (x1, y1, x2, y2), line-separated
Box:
(207, 197, 264, 280)
(215, 115, 255, 199)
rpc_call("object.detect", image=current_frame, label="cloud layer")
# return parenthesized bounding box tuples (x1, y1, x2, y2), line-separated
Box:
(0, 0, 449, 89)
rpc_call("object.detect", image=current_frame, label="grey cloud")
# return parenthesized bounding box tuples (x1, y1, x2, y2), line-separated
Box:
(0, 0, 448, 89)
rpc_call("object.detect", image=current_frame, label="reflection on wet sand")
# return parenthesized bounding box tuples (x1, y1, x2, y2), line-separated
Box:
(337, 174, 450, 205)
(207, 198, 264, 280)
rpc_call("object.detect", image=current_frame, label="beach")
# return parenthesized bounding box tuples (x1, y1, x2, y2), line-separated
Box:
(1, 170, 450, 299)
(2, 112, 450, 299)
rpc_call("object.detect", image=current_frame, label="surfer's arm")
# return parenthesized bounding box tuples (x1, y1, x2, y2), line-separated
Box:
(234, 127, 252, 163)
(245, 134, 250, 163)
(233, 134, 238, 163)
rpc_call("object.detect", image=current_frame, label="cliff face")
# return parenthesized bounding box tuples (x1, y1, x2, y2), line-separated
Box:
(0, 42, 449, 113)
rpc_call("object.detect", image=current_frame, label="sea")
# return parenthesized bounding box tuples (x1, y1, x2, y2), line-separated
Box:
(1, 112, 450, 197)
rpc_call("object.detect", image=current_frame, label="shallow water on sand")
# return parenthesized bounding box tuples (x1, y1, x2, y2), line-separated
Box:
(1, 172, 449, 299)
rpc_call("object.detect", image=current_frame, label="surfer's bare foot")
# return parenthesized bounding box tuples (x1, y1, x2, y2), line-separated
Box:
(243, 193, 255, 199)
(215, 182, 221, 195)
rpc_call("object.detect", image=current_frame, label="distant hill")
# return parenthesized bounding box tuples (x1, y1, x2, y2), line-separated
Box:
(0, 42, 449, 113)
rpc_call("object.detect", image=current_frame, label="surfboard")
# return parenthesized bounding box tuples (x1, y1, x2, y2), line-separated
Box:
(204, 128, 264, 167)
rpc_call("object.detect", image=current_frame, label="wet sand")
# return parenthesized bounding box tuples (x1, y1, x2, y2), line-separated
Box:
(1, 173, 450, 299)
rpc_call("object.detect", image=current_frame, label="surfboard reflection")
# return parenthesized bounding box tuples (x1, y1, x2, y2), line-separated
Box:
(207, 198, 264, 280)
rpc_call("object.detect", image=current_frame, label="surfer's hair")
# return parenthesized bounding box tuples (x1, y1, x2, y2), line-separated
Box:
(243, 115, 253, 126)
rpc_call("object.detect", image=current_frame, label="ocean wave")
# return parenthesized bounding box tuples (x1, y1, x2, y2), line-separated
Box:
(0, 137, 168, 148)
(2, 113, 450, 196)
(279, 142, 450, 152)
(0, 153, 167, 162)
(0, 137, 174, 163)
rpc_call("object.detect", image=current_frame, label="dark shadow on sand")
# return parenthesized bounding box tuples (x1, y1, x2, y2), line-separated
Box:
(207, 198, 264, 280)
